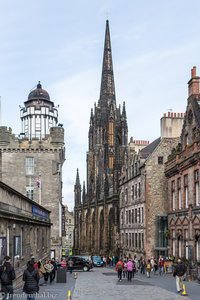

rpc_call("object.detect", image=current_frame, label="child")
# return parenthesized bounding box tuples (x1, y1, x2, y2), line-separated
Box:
(146, 259, 151, 278)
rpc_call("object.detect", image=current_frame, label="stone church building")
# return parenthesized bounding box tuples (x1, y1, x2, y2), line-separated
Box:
(74, 20, 128, 256)
(0, 82, 65, 259)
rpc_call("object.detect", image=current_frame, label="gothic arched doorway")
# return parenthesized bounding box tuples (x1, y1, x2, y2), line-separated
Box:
(92, 211, 96, 253)
(99, 210, 104, 254)
(108, 208, 114, 253)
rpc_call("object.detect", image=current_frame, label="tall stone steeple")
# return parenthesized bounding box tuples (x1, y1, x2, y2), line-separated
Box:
(99, 20, 116, 109)
(74, 20, 128, 256)
(74, 168, 81, 206)
(86, 19, 128, 202)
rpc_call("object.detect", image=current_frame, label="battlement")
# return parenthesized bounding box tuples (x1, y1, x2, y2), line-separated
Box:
(161, 112, 185, 138)
(130, 137, 150, 145)
(163, 112, 185, 118)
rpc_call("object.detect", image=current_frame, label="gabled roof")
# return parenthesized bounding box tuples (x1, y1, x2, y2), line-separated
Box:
(191, 97, 200, 128)
(140, 137, 161, 159)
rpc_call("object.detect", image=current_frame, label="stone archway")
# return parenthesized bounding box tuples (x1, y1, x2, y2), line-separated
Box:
(108, 208, 114, 254)
(92, 211, 96, 253)
(99, 210, 104, 254)
(79, 213, 82, 252)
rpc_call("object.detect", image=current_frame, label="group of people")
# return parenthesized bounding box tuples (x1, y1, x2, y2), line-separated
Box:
(115, 258, 136, 281)
(139, 255, 166, 277)
(0, 255, 58, 300)
(116, 254, 187, 294)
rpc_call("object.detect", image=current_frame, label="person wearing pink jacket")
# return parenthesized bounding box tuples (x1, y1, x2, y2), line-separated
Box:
(126, 259, 135, 281)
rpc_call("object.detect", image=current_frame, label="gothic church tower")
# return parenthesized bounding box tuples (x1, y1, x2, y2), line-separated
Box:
(74, 20, 128, 256)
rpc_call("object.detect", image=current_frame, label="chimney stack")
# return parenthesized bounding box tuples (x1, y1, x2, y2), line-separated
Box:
(188, 66, 200, 97)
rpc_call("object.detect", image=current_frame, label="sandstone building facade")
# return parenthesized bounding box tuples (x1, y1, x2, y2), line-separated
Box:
(62, 205, 74, 256)
(0, 82, 65, 259)
(0, 181, 51, 287)
(74, 20, 128, 256)
(120, 113, 184, 260)
(165, 67, 200, 262)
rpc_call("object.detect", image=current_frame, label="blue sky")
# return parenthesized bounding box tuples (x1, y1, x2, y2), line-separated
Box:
(1, 0, 200, 210)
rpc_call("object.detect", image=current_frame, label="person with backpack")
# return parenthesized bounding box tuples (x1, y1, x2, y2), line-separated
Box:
(0, 255, 15, 300)
(173, 258, 187, 293)
(23, 260, 40, 300)
(146, 259, 152, 278)
(115, 258, 124, 282)
(126, 258, 134, 281)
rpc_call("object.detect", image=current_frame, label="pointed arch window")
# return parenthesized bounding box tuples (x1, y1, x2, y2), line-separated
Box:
(184, 175, 189, 208)
(194, 170, 199, 206)
(177, 178, 182, 209)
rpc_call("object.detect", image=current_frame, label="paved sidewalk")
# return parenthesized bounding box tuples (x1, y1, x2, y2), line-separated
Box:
(14, 272, 76, 300)
(12, 267, 199, 300)
(72, 267, 191, 300)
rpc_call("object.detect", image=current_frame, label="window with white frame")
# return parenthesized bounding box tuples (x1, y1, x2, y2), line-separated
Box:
(194, 170, 199, 206)
(177, 178, 182, 209)
(26, 157, 34, 175)
(171, 181, 176, 210)
(0, 237, 7, 261)
(132, 233, 134, 247)
(184, 175, 188, 208)
(178, 239, 182, 258)
(14, 236, 21, 257)
(121, 211, 124, 225)
(196, 240, 200, 262)
(26, 186, 34, 200)
(172, 239, 176, 257)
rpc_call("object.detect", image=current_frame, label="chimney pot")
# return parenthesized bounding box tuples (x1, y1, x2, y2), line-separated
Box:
(191, 66, 196, 78)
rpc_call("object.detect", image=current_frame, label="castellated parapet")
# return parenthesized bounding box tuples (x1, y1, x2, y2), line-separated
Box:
(160, 112, 185, 138)
(0, 126, 64, 149)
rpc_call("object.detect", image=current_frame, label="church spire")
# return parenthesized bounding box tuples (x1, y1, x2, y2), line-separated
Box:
(74, 168, 81, 206)
(99, 20, 116, 107)
(75, 168, 80, 186)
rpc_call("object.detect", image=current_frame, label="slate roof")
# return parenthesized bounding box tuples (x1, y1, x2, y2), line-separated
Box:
(140, 137, 161, 159)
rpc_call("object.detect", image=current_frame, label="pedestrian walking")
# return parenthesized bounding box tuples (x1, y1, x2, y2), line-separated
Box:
(158, 255, 164, 276)
(146, 259, 151, 278)
(140, 257, 145, 275)
(134, 255, 139, 272)
(50, 258, 57, 282)
(116, 259, 124, 282)
(23, 260, 40, 300)
(126, 258, 134, 281)
(173, 258, 187, 293)
(123, 260, 127, 278)
(68, 258, 74, 274)
(0, 255, 15, 300)
(43, 260, 54, 284)
(37, 259, 46, 285)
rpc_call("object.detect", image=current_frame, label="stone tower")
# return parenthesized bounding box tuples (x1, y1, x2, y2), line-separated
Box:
(0, 82, 65, 259)
(74, 20, 128, 256)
